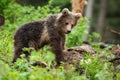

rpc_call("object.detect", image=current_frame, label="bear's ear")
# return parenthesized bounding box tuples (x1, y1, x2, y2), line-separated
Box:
(75, 13, 82, 20)
(62, 8, 69, 15)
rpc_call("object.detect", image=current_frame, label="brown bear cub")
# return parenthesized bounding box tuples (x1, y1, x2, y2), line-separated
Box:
(12, 8, 81, 64)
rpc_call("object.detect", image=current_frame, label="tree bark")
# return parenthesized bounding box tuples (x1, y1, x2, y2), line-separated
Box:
(96, 0, 107, 41)
(83, 0, 94, 41)
(71, 0, 87, 14)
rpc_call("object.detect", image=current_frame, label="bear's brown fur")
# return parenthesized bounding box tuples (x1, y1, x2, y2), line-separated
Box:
(12, 8, 81, 64)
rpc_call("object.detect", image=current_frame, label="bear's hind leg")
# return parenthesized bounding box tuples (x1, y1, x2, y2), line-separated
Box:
(24, 51, 30, 62)
(12, 49, 30, 63)
(12, 48, 22, 63)
(12, 43, 30, 63)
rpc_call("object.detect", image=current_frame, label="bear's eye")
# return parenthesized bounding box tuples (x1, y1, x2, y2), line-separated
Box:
(65, 22, 69, 25)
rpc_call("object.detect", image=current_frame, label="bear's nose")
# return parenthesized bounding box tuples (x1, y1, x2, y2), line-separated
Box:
(67, 30, 71, 34)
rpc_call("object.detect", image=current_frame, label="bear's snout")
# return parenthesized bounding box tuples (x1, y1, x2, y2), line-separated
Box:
(66, 30, 71, 34)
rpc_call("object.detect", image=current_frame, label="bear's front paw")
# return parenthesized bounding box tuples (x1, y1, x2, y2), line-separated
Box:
(56, 55, 65, 65)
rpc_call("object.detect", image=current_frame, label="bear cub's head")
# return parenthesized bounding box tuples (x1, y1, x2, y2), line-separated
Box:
(56, 8, 82, 34)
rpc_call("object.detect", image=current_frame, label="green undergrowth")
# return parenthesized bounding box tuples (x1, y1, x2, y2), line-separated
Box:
(0, 1, 120, 80)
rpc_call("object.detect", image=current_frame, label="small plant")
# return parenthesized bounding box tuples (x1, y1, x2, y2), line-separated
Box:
(66, 17, 88, 48)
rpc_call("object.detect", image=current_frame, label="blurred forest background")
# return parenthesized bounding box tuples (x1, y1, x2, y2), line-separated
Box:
(1, 0, 119, 44)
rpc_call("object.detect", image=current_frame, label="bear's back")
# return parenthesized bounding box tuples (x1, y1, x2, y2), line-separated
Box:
(14, 20, 45, 41)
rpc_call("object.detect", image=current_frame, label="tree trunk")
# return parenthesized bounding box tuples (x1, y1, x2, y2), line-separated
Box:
(83, 0, 94, 41)
(71, 0, 87, 14)
(95, 0, 107, 41)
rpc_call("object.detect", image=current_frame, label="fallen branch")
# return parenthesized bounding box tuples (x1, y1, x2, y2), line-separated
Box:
(109, 57, 120, 62)
(111, 29, 120, 35)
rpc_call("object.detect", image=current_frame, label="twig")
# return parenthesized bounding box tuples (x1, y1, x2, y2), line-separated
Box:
(109, 57, 120, 62)
(111, 29, 120, 35)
